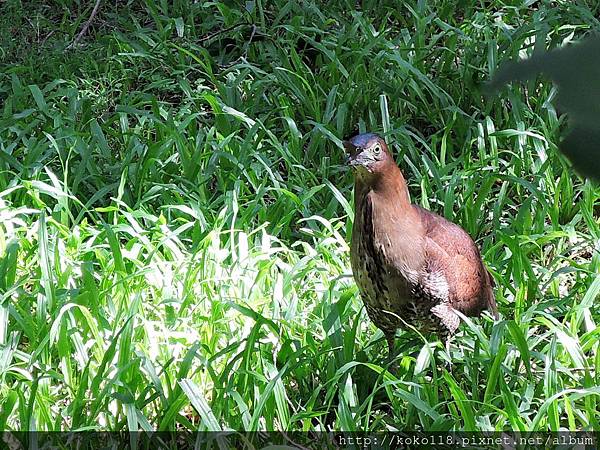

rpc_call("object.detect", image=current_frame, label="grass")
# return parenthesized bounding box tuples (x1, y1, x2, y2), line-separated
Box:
(1, 0, 600, 433)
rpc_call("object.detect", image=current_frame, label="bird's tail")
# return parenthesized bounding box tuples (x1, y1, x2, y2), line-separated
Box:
(485, 269, 499, 320)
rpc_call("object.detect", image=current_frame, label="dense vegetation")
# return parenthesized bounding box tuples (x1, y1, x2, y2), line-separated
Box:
(1, 0, 599, 432)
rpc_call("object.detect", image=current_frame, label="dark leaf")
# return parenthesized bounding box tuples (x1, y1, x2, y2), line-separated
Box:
(489, 37, 600, 181)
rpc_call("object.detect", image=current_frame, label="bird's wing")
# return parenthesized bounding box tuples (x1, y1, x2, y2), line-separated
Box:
(414, 205, 491, 315)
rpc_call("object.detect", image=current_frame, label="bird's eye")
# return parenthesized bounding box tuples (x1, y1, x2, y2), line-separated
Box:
(372, 144, 381, 156)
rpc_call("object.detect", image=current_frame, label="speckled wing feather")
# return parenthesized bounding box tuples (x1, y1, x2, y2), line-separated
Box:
(414, 205, 497, 317)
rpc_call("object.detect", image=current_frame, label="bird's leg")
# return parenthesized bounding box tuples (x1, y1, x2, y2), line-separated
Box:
(441, 332, 454, 370)
(430, 303, 460, 369)
(445, 333, 453, 358)
(386, 332, 396, 360)
(385, 332, 399, 372)
(430, 303, 460, 334)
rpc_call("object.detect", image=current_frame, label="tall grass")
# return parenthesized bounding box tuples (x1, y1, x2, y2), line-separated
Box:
(0, 0, 599, 432)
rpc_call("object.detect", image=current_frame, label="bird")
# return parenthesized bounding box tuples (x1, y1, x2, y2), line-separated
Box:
(345, 132, 498, 360)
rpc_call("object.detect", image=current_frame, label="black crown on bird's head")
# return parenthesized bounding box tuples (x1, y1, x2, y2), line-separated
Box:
(347, 133, 381, 149)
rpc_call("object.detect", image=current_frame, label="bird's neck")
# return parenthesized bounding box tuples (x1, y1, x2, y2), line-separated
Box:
(355, 164, 411, 209)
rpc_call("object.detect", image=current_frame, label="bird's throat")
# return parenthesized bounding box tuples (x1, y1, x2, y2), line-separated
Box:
(354, 164, 411, 209)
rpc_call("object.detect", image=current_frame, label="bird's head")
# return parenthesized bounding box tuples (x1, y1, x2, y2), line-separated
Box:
(344, 133, 393, 176)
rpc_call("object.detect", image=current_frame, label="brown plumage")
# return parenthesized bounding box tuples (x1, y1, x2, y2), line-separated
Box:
(346, 133, 498, 358)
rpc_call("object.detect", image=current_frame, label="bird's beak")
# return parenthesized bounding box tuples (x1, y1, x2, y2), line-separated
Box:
(344, 140, 362, 167)
(346, 154, 361, 166)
